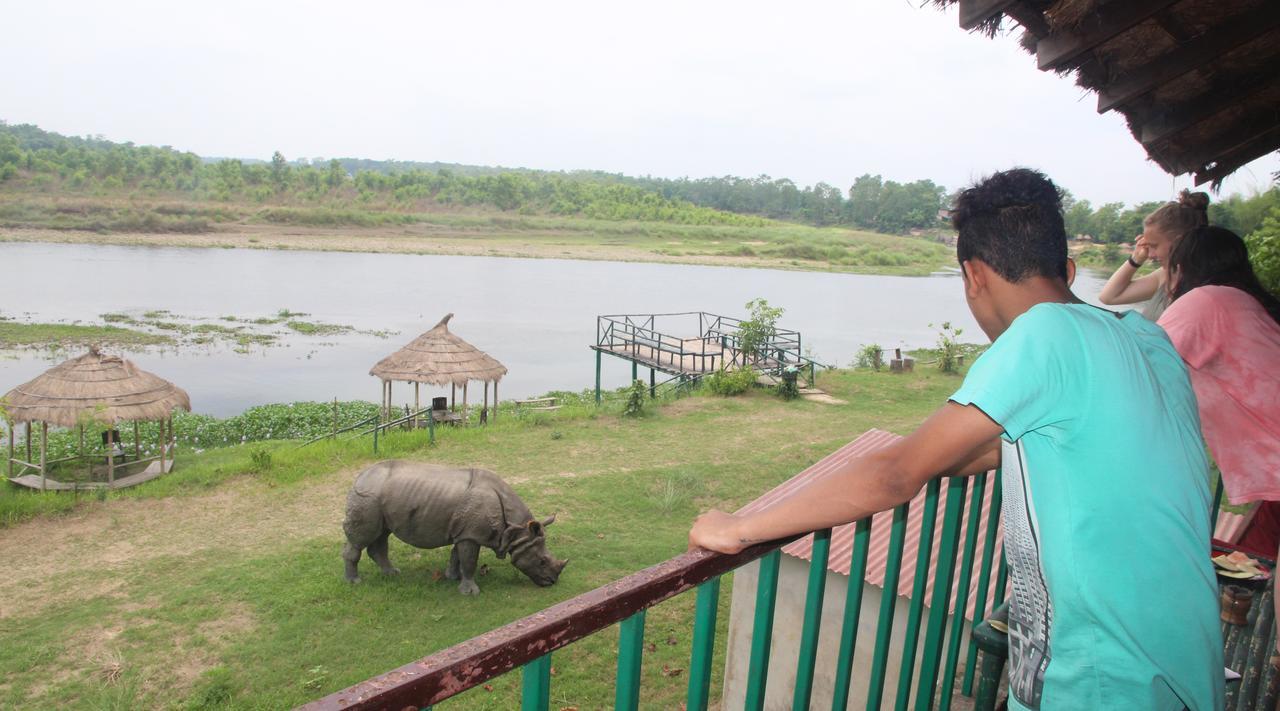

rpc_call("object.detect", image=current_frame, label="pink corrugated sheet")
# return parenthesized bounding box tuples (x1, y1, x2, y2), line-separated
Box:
(749, 429, 1244, 623)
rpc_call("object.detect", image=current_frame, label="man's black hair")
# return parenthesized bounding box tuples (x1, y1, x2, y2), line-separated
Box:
(951, 168, 1069, 282)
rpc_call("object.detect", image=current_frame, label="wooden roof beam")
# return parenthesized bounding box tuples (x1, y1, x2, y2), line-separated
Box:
(1138, 72, 1280, 146)
(1194, 126, 1280, 186)
(1036, 0, 1181, 71)
(1097, 6, 1280, 114)
(958, 0, 1019, 31)
(1175, 111, 1280, 174)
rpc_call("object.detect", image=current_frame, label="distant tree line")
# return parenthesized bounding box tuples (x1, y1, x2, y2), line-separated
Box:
(0, 123, 762, 227)
(2, 120, 1276, 265)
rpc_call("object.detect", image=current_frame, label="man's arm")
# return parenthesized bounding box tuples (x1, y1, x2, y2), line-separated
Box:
(688, 402, 1003, 554)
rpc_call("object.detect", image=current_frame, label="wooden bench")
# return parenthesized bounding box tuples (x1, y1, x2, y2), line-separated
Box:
(513, 397, 561, 414)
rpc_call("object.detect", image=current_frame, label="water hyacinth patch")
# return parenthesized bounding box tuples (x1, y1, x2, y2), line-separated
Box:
(0, 400, 381, 460)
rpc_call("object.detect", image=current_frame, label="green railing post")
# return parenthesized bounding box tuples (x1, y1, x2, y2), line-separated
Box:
(686, 578, 721, 711)
(993, 553, 1008, 607)
(939, 471, 988, 711)
(427, 406, 436, 446)
(595, 350, 602, 404)
(832, 517, 873, 711)
(372, 418, 379, 454)
(794, 528, 833, 710)
(895, 480, 941, 710)
(522, 653, 551, 711)
(1211, 476, 1224, 530)
(917, 476, 969, 710)
(649, 368, 656, 399)
(745, 550, 782, 711)
(867, 502, 910, 710)
(962, 469, 1002, 697)
(631, 360, 638, 382)
(616, 611, 646, 711)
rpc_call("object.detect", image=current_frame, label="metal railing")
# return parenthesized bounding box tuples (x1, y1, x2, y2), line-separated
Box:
(302, 467, 1008, 710)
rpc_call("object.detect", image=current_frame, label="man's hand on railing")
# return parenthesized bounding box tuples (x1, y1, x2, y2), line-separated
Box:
(688, 509, 751, 554)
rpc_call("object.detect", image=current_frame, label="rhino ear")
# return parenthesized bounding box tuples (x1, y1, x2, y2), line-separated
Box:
(497, 524, 523, 558)
(526, 519, 543, 537)
(539, 513, 557, 528)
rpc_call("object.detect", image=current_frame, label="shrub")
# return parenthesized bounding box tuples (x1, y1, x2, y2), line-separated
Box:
(930, 321, 965, 374)
(855, 344, 884, 371)
(623, 380, 647, 417)
(704, 366, 756, 396)
(738, 298, 784, 365)
(778, 367, 800, 400)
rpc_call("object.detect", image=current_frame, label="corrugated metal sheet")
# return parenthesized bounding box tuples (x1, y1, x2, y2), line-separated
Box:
(740, 429, 1002, 621)
(748, 429, 1243, 622)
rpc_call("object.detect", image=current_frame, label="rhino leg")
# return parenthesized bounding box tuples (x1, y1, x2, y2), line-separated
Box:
(366, 531, 400, 576)
(446, 546, 461, 581)
(342, 541, 363, 583)
(452, 540, 481, 595)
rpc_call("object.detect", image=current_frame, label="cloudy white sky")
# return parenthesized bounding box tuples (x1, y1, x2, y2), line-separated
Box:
(3, 0, 1276, 207)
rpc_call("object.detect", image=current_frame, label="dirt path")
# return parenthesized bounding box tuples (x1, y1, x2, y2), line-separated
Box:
(0, 467, 359, 619)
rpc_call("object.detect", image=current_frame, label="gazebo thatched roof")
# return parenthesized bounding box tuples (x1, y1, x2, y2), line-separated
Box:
(3, 347, 191, 428)
(369, 313, 507, 387)
(932, 0, 1280, 186)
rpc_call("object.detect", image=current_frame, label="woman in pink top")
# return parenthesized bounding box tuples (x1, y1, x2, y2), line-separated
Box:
(1159, 226, 1280, 504)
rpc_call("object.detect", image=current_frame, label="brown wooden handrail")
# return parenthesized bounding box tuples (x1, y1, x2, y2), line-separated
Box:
(298, 535, 802, 711)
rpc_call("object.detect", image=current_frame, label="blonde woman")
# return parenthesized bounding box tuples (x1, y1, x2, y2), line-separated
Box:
(1098, 190, 1209, 319)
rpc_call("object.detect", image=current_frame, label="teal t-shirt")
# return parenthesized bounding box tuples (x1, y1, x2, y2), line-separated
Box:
(950, 303, 1223, 711)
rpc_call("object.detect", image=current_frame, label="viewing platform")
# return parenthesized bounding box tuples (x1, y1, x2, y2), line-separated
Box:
(591, 312, 816, 401)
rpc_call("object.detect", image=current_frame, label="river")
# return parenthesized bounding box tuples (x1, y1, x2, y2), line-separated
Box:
(0, 242, 1115, 416)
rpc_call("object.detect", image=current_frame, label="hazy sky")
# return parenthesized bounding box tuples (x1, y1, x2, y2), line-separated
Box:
(3, 0, 1276, 207)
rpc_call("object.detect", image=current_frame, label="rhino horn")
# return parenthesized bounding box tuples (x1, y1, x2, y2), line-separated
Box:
(555, 558, 569, 574)
(540, 513, 557, 528)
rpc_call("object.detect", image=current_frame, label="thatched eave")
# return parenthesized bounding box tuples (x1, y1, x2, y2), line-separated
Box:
(3, 348, 191, 429)
(931, 0, 1280, 186)
(369, 313, 508, 387)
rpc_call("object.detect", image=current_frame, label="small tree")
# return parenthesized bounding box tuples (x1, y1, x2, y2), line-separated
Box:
(1247, 206, 1280, 295)
(623, 379, 648, 417)
(855, 344, 884, 371)
(930, 321, 965, 374)
(738, 298, 784, 366)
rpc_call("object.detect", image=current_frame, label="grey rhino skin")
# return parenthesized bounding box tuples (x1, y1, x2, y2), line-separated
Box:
(342, 460, 567, 595)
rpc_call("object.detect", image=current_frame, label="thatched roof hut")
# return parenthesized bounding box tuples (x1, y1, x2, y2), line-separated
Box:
(4, 347, 190, 490)
(370, 314, 507, 422)
(5, 347, 190, 428)
(930, 0, 1280, 186)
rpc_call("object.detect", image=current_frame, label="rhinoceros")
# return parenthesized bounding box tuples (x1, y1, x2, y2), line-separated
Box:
(342, 460, 567, 595)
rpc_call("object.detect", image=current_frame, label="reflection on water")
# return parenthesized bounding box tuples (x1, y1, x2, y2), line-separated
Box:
(0, 242, 1111, 416)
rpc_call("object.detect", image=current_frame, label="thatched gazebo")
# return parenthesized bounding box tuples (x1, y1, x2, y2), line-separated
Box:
(369, 313, 508, 424)
(3, 347, 191, 491)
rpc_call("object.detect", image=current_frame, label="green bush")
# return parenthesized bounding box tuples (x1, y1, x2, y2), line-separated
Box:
(930, 321, 965, 374)
(623, 380, 647, 417)
(855, 344, 884, 371)
(704, 366, 756, 396)
(1247, 206, 1280, 295)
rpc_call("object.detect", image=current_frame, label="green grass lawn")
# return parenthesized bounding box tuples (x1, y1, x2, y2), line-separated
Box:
(0, 367, 960, 709)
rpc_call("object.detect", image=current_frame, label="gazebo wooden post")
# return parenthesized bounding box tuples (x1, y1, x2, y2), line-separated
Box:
(388, 381, 394, 421)
(451, 384, 456, 412)
(483, 381, 489, 425)
(6, 422, 13, 479)
(25, 422, 32, 468)
(81, 424, 90, 479)
(159, 416, 167, 473)
(133, 421, 141, 460)
(106, 426, 115, 486)
(462, 382, 469, 422)
(493, 381, 499, 421)
(414, 382, 420, 428)
(40, 421, 48, 492)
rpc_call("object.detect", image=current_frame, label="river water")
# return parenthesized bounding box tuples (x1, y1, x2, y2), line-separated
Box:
(0, 242, 1112, 416)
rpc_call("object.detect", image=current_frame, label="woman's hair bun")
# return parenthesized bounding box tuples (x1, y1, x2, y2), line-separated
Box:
(1178, 189, 1210, 212)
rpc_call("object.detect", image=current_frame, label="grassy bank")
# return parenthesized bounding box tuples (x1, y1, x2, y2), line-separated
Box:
(0, 366, 961, 709)
(0, 193, 953, 276)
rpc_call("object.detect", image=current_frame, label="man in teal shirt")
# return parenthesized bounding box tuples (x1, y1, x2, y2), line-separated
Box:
(690, 168, 1222, 709)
